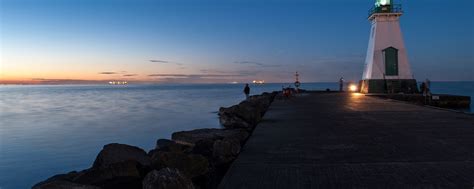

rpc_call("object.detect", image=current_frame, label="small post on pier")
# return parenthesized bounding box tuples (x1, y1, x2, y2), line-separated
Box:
(294, 71, 301, 93)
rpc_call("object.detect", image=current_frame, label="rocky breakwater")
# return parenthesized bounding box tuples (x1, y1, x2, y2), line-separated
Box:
(33, 92, 277, 189)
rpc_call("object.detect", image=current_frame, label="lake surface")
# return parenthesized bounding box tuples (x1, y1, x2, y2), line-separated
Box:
(0, 82, 472, 188)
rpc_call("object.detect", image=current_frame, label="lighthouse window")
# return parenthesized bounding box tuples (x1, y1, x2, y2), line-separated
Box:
(383, 47, 399, 76)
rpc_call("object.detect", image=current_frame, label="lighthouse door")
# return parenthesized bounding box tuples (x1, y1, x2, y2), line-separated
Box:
(384, 47, 399, 76)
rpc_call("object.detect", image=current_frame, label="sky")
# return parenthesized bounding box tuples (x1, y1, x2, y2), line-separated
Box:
(0, 0, 473, 84)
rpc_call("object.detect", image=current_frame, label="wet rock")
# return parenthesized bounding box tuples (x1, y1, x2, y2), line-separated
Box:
(142, 168, 194, 189)
(32, 171, 93, 189)
(236, 100, 264, 124)
(73, 160, 144, 189)
(93, 143, 151, 168)
(171, 128, 249, 146)
(218, 106, 253, 129)
(155, 139, 174, 150)
(191, 139, 216, 158)
(212, 138, 241, 164)
(32, 180, 101, 189)
(151, 151, 209, 179)
(218, 93, 276, 129)
(155, 139, 191, 153)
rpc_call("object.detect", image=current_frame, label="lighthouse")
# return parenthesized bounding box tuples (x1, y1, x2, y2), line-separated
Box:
(360, 0, 418, 93)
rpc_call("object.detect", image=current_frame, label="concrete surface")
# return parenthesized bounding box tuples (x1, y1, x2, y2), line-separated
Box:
(219, 93, 474, 189)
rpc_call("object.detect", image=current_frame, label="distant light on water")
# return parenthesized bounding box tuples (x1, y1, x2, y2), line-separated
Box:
(252, 80, 265, 84)
(108, 81, 128, 85)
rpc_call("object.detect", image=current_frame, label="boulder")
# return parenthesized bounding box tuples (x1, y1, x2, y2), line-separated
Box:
(142, 168, 194, 189)
(32, 172, 98, 189)
(212, 138, 241, 164)
(171, 128, 249, 146)
(191, 139, 216, 158)
(155, 139, 174, 149)
(218, 93, 276, 129)
(32, 180, 101, 189)
(93, 143, 151, 168)
(151, 151, 209, 179)
(73, 160, 144, 189)
(155, 139, 191, 153)
(247, 94, 272, 112)
(218, 107, 253, 129)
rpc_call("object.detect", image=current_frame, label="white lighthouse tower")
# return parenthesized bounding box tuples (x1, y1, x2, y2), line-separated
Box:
(361, 0, 417, 93)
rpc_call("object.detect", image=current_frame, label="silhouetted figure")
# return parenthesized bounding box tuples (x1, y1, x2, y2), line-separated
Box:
(244, 84, 250, 99)
(420, 82, 426, 95)
(425, 79, 431, 94)
(339, 77, 344, 92)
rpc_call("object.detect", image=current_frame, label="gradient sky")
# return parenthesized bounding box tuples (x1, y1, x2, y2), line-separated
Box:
(1, 0, 473, 84)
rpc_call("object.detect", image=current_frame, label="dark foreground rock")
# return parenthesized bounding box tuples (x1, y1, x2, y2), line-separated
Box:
(33, 180, 101, 189)
(142, 168, 194, 189)
(151, 151, 209, 179)
(171, 128, 249, 146)
(73, 160, 145, 188)
(93, 143, 151, 168)
(219, 92, 277, 129)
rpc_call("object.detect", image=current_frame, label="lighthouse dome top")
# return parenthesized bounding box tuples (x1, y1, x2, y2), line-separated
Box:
(375, 0, 391, 7)
(369, 0, 402, 16)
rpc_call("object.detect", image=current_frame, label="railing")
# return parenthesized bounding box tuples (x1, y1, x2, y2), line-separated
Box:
(368, 4, 403, 17)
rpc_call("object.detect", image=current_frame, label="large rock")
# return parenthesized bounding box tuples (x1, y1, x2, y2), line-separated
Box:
(218, 106, 253, 129)
(142, 168, 194, 189)
(32, 160, 145, 189)
(218, 93, 276, 129)
(212, 138, 241, 164)
(171, 128, 249, 146)
(73, 160, 144, 189)
(232, 102, 262, 125)
(93, 143, 151, 168)
(155, 139, 191, 153)
(150, 151, 209, 179)
(33, 180, 101, 189)
(32, 172, 101, 189)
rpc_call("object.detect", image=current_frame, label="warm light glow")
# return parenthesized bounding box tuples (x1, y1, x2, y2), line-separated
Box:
(349, 84, 358, 92)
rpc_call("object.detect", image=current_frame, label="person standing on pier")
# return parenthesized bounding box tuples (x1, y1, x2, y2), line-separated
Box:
(244, 83, 250, 99)
(339, 77, 344, 92)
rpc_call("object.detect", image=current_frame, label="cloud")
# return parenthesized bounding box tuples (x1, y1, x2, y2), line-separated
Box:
(200, 69, 260, 76)
(98, 72, 118, 75)
(147, 73, 250, 84)
(26, 78, 108, 84)
(233, 61, 281, 68)
(123, 74, 138, 77)
(150, 60, 169, 63)
(199, 69, 232, 74)
(149, 59, 183, 66)
(148, 73, 242, 78)
(234, 61, 265, 66)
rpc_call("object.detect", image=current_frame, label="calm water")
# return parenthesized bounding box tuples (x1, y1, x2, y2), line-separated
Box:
(0, 82, 472, 188)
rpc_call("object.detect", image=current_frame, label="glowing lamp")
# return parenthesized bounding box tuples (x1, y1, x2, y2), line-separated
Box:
(349, 84, 358, 92)
(375, 0, 391, 7)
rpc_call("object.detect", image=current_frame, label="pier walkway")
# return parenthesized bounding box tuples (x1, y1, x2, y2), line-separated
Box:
(219, 92, 474, 189)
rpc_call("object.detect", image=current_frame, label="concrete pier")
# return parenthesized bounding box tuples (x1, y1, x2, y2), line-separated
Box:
(219, 93, 474, 189)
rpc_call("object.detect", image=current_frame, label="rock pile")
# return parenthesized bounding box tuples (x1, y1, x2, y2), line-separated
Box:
(219, 92, 276, 130)
(33, 92, 277, 189)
